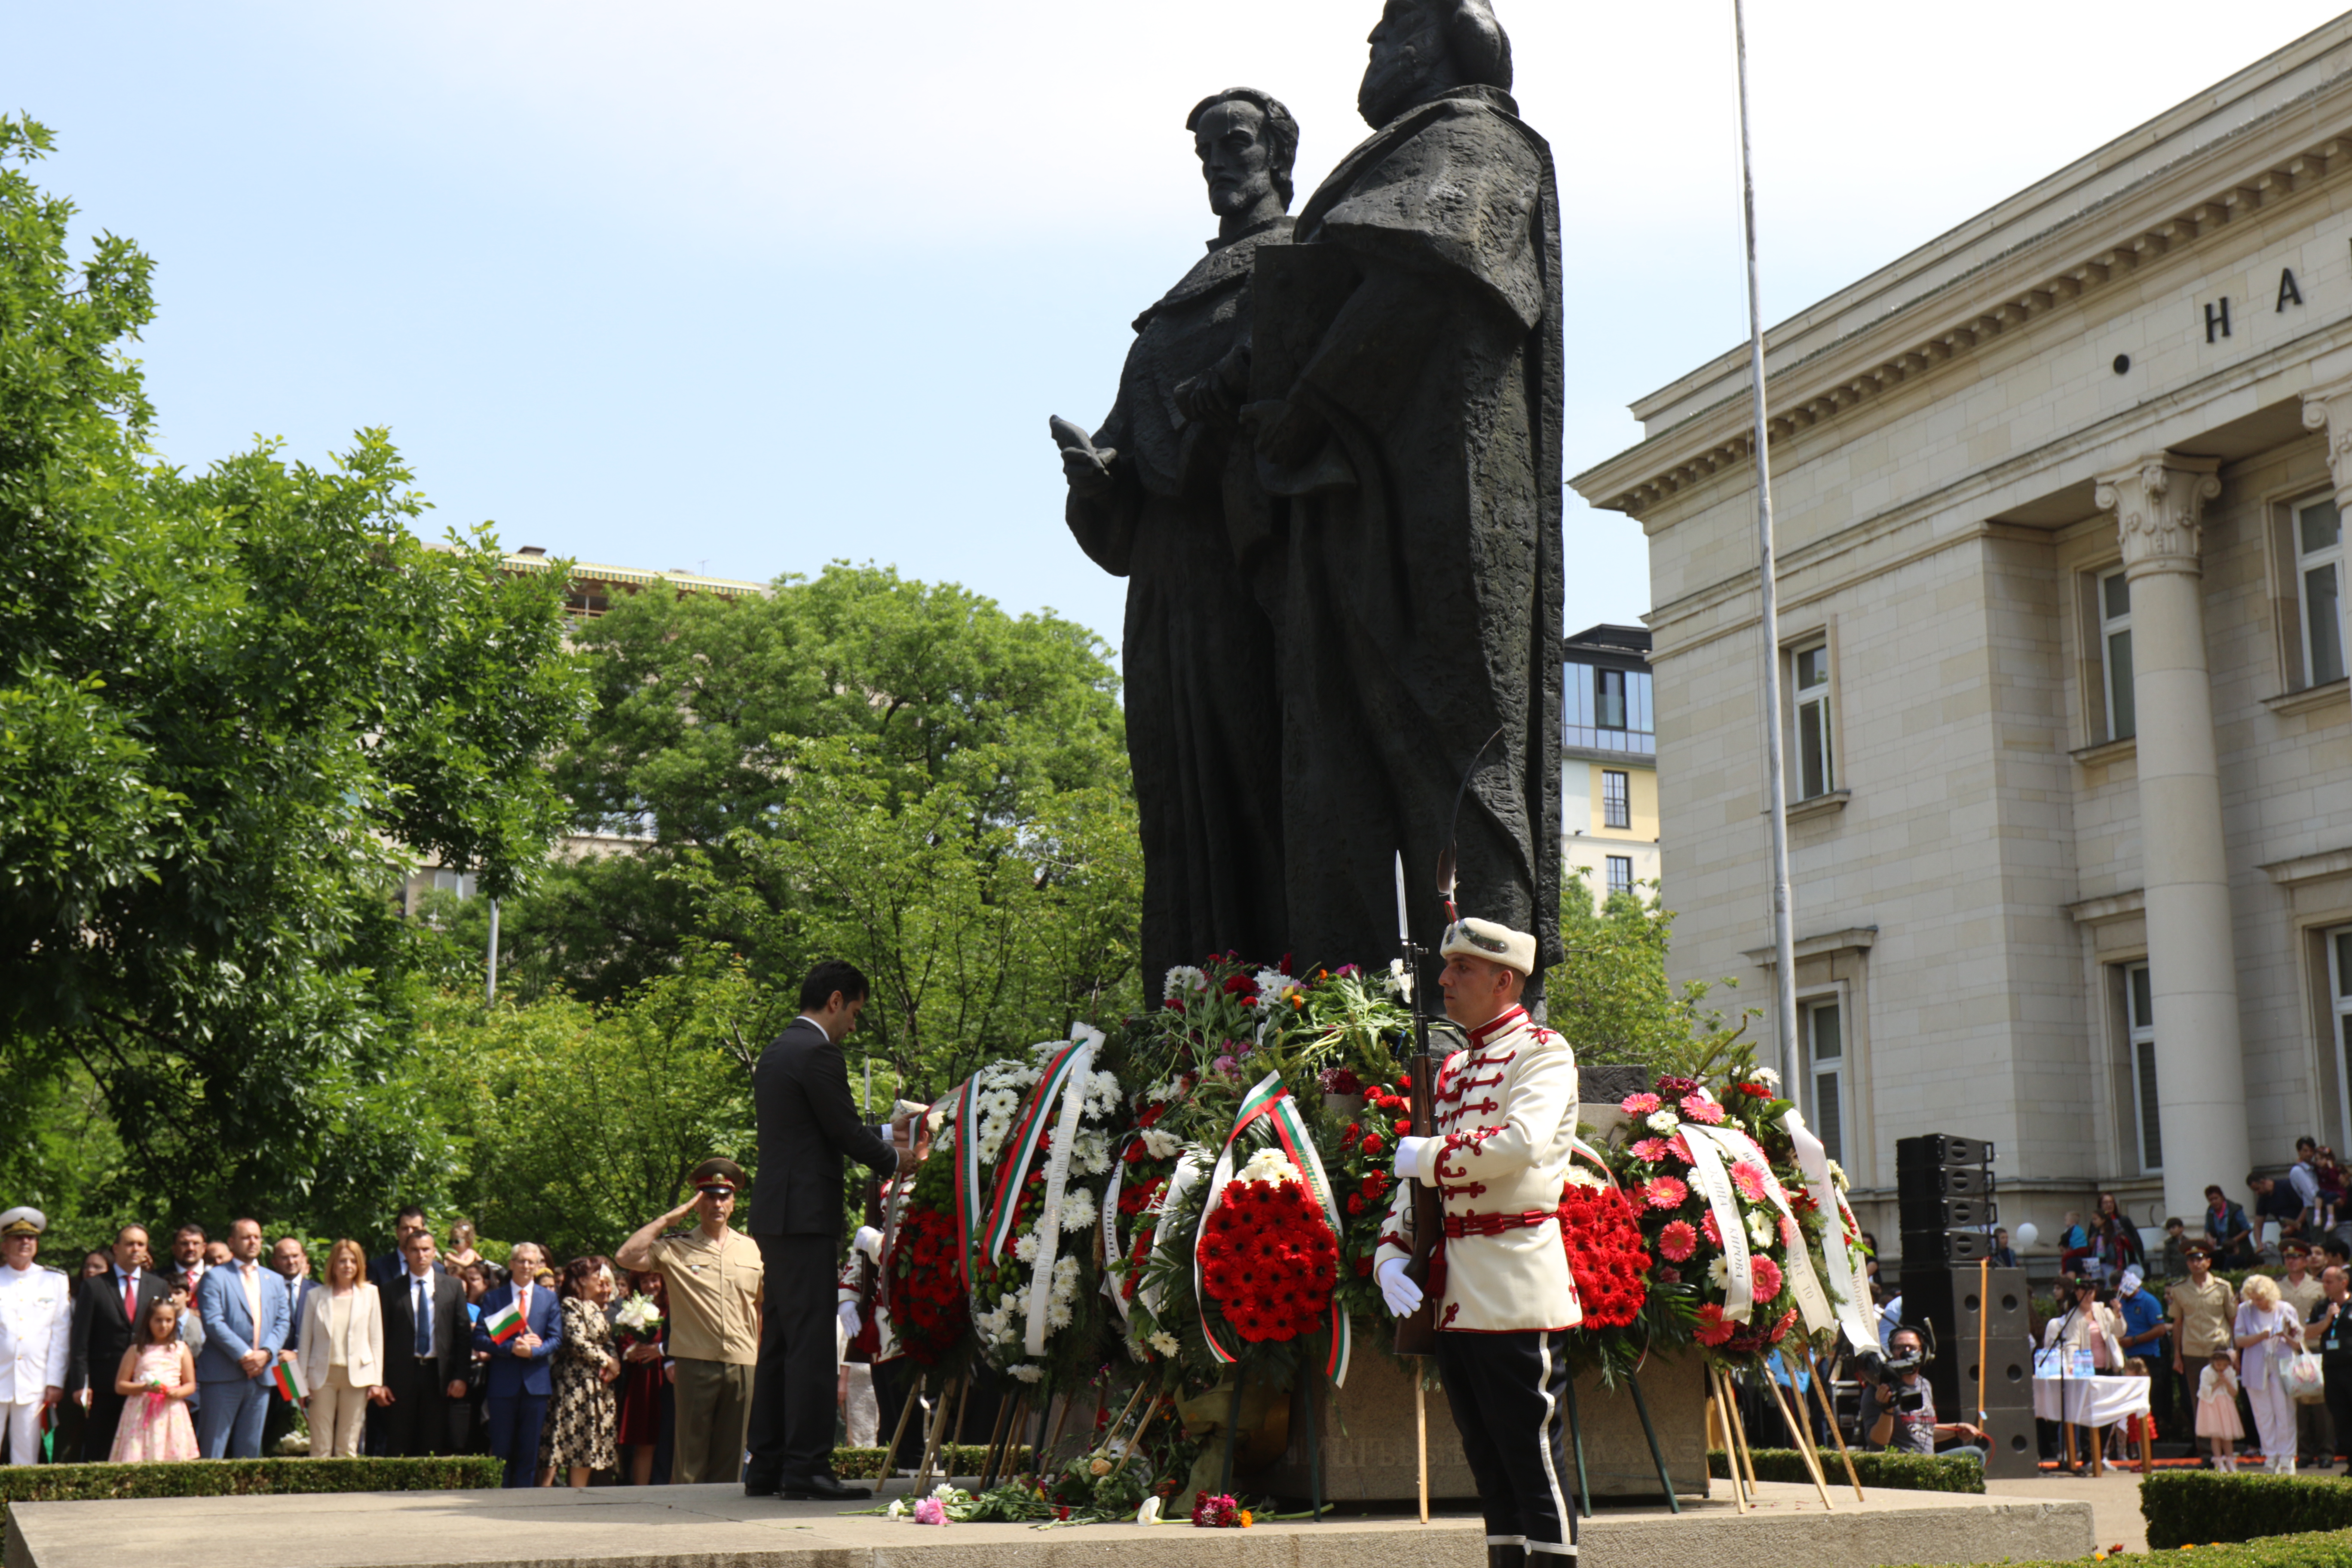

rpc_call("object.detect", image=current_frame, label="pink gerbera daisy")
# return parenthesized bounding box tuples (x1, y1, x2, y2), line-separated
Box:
(1730, 1161, 1770, 1202)
(1749, 1256, 1785, 1302)
(1643, 1175, 1690, 1210)
(1700, 1210, 1721, 1247)
(1666, 1134, 1694, 1164)
(1681, 1093, 1726, 1124)
(1630, 1137, 1671, 1163)
(1620, 1092, 1662, 1115)
(1658, 1220, 1698, 1262)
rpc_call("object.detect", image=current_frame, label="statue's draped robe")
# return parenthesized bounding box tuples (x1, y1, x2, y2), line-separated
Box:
(1066, 218, 1293, 999)
(1259, 86, 1564, 983)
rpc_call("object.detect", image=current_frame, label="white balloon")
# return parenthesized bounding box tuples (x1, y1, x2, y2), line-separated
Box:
(2013, 1221, 2040, 1250)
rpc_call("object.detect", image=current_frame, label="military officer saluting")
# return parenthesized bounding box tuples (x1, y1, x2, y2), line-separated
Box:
(1375, 919, 1581, 1566)
(0, 1207, 72, 1466)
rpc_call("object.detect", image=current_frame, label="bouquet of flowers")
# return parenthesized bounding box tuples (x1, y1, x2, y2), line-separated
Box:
(1556, 1172, 1651, 1331)
(1197, 1148, 1339, 1343)
(611, 1292, 664, 1352)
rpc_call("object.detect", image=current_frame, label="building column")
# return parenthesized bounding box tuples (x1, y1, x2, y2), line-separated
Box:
(2092, 453, 2246, 1221)
(2300, 378, 2352, 722)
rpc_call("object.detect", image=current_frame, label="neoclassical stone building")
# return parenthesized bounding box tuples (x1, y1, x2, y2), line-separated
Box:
(1574, 20, 2352, 1257)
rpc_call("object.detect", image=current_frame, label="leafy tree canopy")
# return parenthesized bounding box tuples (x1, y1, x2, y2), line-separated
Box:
(0, 116, 591, 1231)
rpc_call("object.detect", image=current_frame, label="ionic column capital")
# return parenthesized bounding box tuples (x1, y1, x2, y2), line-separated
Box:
(2300, 374, 2352, 505)
(2093, 453, 2221, 577)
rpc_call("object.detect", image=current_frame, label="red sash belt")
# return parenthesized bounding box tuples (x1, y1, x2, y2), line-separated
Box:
(1442, 1208, 1557, 1239)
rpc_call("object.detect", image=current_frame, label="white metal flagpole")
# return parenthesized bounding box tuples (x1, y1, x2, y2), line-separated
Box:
(1732, 0, 1800, 1077)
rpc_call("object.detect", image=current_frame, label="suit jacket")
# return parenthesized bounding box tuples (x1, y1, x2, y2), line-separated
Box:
(471, 1281, 562, 1398)
(368, 1252, 448, 1289)
(751, 1017, 895, 1236)
(378, 1269, 468, 1390)
(280, 1278, 318, 1351)
(68, 1267, 174, 1394)
(195, 1262, 291, 1384)
(299, 1283, 386, 1390)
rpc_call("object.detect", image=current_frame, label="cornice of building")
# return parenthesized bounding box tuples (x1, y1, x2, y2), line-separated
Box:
(1572, 16, 2352, 521)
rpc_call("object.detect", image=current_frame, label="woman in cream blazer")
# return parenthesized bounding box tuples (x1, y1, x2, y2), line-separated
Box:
(301, 1239, 385, 1457)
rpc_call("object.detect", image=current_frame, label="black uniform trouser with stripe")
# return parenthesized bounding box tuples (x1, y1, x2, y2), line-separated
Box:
(1436, 1327, 1577, 1556)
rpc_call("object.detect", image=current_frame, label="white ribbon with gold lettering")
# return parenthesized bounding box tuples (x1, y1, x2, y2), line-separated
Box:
(1781, 1108, 1879, 1352)
(1099, 1137, 1130, 1324)
(1678, 1127, 1752, 1323)
(1686, 1121, 1836, 1335)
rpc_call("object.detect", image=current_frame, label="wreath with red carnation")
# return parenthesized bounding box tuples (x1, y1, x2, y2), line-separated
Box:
(1197, 1173, 1339, 1344)
(1557, 1181, 1650, 1329)
(888, 1202, 970, 1365)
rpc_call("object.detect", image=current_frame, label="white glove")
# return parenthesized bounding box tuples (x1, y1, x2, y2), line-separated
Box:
(1376, 1257, 1424, 1317)
(837, 1301, 862, 1337)
(1392, 1135, 1439, 1183)
(853, 1225, 884, 1262)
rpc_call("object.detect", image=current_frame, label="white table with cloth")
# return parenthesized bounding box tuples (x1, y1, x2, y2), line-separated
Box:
(2032, 1374, 2153, 1474)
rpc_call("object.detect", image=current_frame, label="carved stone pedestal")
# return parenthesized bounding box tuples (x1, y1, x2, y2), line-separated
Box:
(1255, 1341, 1710, 1503)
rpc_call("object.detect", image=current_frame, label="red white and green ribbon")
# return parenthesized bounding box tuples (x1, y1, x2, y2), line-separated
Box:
(1019, 1027, 1101, 1357)
(982, 1035, 1094, 1266)
(1781, 1108, 1879, 1352)
(1191, 1070, 1352, 1387)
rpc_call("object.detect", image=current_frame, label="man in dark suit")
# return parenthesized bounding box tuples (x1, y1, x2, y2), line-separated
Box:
(68, 1224, 172, 1460)
(375, 1229, 469, 1457)
(369, 1207, 441, 1288)
(263, 1236, 318, 1456)
(742, 959, 911, 1500)
(472, 1240, 562, 1487)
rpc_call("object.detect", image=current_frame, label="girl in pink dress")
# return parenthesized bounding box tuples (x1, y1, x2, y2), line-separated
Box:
(110, 1297, 199, 1462)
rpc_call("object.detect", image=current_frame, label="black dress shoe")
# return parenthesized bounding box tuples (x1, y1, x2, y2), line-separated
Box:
(778, 1473, 872, 1500)
(743, 1478, 779, 1498)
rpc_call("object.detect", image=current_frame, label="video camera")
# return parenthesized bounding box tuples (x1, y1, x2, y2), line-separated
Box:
(1851, 1323, 1936, 1414)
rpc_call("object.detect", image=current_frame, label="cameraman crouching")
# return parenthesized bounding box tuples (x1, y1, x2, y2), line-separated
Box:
(1868, 1327, 1988, 1463)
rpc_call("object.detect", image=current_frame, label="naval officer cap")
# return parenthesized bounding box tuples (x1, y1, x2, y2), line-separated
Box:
(0, 1207, 46, 1238)
(1439, 917, 1536, 976)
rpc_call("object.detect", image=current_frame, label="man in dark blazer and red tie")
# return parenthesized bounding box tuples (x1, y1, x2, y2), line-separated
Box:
(472, 1240, 562, 1487)
(742, 960, 911, 1500)
(68, 1224, 173, 1460)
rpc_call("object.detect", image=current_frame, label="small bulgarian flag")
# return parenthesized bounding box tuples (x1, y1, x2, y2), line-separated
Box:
(270, 1357, 307, 1403)
(483, 1298, 524, 1345)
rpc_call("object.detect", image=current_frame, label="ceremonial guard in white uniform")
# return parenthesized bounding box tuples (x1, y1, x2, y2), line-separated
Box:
(1375, 919, 1581, 1565)
(0, 1207, 73, 1466)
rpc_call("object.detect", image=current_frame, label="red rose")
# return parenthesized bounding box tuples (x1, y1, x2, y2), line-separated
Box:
(1363, 1134, 1386, 1156)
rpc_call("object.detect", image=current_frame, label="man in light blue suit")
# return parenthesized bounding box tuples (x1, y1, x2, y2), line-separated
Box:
(196, 1218, 290, 1458)
(472, 1240, 562, 1488)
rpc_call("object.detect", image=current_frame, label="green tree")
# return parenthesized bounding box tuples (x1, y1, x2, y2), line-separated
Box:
(423, 953, 775, 1262)
(0, 117, 591, 1231)
(499, 563, 1142, 1090)
(1549, 870, 1752, 1069)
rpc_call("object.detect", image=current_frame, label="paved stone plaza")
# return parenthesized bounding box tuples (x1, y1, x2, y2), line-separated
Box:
(3, 1479, 2095, 1568)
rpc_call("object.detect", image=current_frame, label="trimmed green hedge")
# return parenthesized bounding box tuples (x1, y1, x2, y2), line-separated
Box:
(1707, 1447, 1984, 1494)
(1893, 1529, 2352, 1568)
(0, 1456, 501, 1528)
(833, 1445, 1032, 1480)
(2142, 1470, 2352, 1550)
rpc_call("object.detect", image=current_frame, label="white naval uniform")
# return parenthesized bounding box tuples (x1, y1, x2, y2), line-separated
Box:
(0, 1262, 71, 1465)
(1374, 1002, 1583, 1559)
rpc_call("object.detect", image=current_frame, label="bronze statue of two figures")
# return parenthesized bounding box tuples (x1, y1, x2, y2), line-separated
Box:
(1056, 0, 1565, 1003)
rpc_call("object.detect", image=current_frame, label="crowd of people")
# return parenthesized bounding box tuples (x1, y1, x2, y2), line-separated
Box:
(0, 1172, 769, 1488)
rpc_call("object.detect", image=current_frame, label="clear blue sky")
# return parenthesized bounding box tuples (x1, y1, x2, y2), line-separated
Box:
(12, 2, 2347, 657)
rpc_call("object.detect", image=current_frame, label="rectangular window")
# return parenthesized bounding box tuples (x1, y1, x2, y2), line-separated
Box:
(2125, 962, 2161, 1174)
(1792, 642, 1834, 799)
(2331, 928, 2352, 1156)
(1596, 668, 1627, 731)
(1605, 854, 1633, 897)
(430, 868, 477, 900)
(2298, 497, 2346, 687)
(2099, 567, 2136, 741)
(1601, 769, 1630, 829)
(1801, 998, 1846, 1164)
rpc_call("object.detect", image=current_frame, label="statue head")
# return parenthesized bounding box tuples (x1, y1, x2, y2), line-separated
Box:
(1358, 0, 1513, 129)
(1187, 88, 1298, 221)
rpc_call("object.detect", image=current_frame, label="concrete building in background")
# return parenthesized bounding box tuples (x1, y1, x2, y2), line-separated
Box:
(1561, 625, 1661, 906)
(1574, 20, 2352, 1264)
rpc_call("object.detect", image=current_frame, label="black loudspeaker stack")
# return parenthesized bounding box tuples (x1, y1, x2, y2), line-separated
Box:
(1894, 1133, 2037, 1480)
